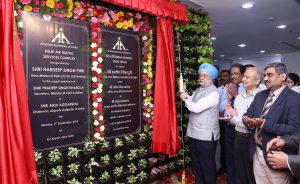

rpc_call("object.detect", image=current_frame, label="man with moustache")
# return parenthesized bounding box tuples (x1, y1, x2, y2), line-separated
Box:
(220, 63, 245, 184)
(180, 63, 219, 184)
(225, 67, 262, 184)
(243, 62, 300, 184)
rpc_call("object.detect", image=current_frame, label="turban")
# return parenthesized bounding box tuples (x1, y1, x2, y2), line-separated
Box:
(198, 63, 218, 80)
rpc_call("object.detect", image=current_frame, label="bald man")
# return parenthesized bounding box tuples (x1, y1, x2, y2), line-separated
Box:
(180, 63, 220, 184)
(225, 67, 262, 184)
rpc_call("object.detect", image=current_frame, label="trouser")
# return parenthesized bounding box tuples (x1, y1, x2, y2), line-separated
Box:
(225, 124, 236, 184)
(234, 132, 256, 184)
(190, 138, 218, 184)
(253, 146, 291, 184)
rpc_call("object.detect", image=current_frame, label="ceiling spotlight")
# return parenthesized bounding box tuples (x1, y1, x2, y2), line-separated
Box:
(211, 37, 216, 40)
(241, 2, 254, 9)
(220, 54, 225, 57)
(260, 50, 266, 53)
(277, 25, 287, 29)
(238, 57, 243, 60)
(298, 37, 300, 40)
(238, 44, 246, 48)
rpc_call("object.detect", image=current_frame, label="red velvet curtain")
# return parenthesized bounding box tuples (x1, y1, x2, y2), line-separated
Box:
(152, 18, 180, 156)
(0, 2, 38, 184)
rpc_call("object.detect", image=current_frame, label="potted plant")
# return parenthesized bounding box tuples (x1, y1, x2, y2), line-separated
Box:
(138, 132, 148, 144)
(138, 159, 148, 170)
(126, 175, 138, 184)
(37, 171, 45, 184)
(34, 150, 44, 175)
(82, 141, 96, 163)
(83, 175, 96, 184)
(124, 135, 135, 147)
(97, 139, 110, 154)
(98, 171, 111, 184)
(113, 138, 124, 151)
(99, 154, 110, 168)
(113, 152, 124, 165)
(127, 149, 138, 161)
(64, 147, 81, 164)
(113, 166, 124, 182)
(65, 163, 80, 180)
(45, 149, 62, 169)
(137, 171, 148, 183)
(82, 158, 100, 176)
(138, 146, 148, 157)
(46, 165, 64, 184)
(66, 178, 81, 184)
(127, 163, 137, 174)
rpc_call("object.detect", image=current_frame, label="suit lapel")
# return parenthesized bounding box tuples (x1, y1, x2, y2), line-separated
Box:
(267, 87, 290, 116)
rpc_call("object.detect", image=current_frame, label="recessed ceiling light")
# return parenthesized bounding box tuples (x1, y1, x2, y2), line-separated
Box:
(298, 36, 300, 40)
(238, 44, 246, 48)
(241, 2, 254, 9)
(211, 37, 216, 40)
(260, 50, 266, 53)
(238, 57, 243, 60)
(277, 25, 287, 29)
(220, 55, 225, 57)
(214, 59, 218, 62)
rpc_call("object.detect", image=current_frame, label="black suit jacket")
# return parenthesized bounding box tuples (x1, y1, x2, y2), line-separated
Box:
(244, 87, 300, 168)
(282, 129, 300, 180)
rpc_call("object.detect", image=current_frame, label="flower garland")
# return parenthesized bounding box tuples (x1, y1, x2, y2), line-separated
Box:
(14, 0, 154, 141)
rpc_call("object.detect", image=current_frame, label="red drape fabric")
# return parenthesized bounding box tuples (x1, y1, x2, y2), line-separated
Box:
(102, 0, 189, 22)
(152, 18, 180, 156)
(0, 2, 38, 184)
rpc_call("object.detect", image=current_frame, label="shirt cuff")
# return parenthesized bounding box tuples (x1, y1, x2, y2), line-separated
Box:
(287, 157, 294, 175)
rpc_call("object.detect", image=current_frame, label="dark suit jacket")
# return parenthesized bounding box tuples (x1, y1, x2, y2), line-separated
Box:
(244, 87, 300, 168)
(282, 129, 300, 181)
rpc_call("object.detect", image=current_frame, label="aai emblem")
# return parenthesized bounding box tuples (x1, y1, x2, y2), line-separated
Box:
(113, 37, 127, 50)
(51, 28, 73, 44)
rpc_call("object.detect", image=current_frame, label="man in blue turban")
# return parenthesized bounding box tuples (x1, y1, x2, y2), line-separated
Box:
(180, 63, 220, 184)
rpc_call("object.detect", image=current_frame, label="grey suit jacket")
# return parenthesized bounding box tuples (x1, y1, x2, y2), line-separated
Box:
(282, 129, 300, 181)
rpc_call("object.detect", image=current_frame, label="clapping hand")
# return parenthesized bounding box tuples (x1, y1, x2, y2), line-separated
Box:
(226, 83, 238, 100)
(224, 103, 236, 118)
(242, 116, 264, 127)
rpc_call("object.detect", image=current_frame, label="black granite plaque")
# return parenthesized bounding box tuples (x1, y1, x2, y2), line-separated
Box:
(22, 13, 89, 151)
(102, 27, 142, 138)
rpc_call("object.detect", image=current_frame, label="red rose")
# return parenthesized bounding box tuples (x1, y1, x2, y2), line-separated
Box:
(99, 121, 105, 126)
(92, 97, 97, 102)
(91, 47, 97, 52)
(100, 131, 105, 136)
(92, 93, 98, 98)
(95, 126, 100, 132)
(93, 115, 98, 120)
(97, 63, 102, 68)
(92, 82, 98, 88)
(92, 56, 97, 61)
(118, 16, 124, 22)
(97, 94, 102, 98)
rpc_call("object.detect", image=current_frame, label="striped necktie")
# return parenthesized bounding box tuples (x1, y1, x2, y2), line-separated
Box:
(255, 92, 275, 146)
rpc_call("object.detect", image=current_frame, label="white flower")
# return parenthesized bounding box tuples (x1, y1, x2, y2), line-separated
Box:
(97, 88, 103, 93)
(96, 68, 102, 74)
(99, 115, 104, 121)
(92, 102, 98, 107)
(91, 43, 97, 48)
(98, 48, 102, 53)
(98, 57, 103, 63)
(100, 125, 105, 131)
(92, 61, 98, 67)
(92, 110, 98, 115)
(92, 77, 98, 82)
(94, 120, 100, 126)
(97, 98, 102, 102)
(143, 69, 147, 73)
(143, 92, 146, 97)
(91, 66, 97, 71)
(92, 89, 98, 94)
(149, 103, 154, 108)
(94, 133, 101, 139)
(17, 22, 23, 28)
(92, 52, 98, 57)
(98, 83, 103, 89)
(146, 113, 150, 118)
(14, 11, 17, 16)
(144, 102, 149, 106)
(143, 62, 147, 66)
(142, 36, 147, 40)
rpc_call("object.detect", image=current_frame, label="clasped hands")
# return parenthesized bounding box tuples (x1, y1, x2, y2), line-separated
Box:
(266, 137, 288, 169)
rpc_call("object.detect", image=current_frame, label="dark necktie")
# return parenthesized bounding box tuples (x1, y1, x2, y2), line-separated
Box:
(255, 92, 275, 146)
